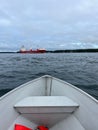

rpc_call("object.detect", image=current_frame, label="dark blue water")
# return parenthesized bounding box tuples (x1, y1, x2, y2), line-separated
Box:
(0, 53, 98, 100)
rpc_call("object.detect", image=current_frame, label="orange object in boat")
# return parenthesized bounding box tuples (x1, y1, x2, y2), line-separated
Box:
(14, 124, 32, 130)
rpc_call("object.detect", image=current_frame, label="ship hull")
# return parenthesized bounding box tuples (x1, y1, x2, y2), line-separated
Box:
(18, 50, 46, 53)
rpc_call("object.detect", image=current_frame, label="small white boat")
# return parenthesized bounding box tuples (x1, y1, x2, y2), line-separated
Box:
(0, 75, 98, 130)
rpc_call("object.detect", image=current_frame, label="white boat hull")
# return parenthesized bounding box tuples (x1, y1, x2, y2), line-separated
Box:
(0, 75, 98, 130)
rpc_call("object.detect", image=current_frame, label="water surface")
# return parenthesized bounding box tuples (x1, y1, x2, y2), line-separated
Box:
(0, 53, 98, 99)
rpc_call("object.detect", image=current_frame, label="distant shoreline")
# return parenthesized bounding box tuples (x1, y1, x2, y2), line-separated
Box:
(0, 48, 98, 53)
(46, 48, 98, 53)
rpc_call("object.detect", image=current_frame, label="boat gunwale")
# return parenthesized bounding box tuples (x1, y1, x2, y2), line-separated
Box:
(51, 76, 98, 104)
(0, 76, 44, 100)
(0, 75, 98, 104)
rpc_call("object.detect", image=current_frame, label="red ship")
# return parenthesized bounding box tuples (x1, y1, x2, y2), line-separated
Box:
(18, 46, 46, 53)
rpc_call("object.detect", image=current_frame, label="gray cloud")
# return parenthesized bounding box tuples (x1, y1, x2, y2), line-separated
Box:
(0, 0, 98, 51)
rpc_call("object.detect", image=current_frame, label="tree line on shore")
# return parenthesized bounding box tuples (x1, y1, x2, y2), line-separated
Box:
(46, 48, 98, 53)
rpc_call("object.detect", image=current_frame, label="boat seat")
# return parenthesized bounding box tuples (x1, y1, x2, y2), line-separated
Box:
(14, 96, 79, 114)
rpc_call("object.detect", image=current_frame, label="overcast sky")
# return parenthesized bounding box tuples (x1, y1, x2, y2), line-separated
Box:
(0, 0, 98, 51)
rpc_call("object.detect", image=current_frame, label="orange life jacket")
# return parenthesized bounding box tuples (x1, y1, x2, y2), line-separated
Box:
(14, 124, 32, 130)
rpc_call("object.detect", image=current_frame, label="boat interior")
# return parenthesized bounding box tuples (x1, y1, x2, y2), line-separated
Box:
(0, 75, 98, 130)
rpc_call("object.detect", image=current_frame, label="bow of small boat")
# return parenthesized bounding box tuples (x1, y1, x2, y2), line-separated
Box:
(0, 75, 98, 130)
